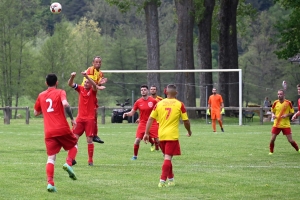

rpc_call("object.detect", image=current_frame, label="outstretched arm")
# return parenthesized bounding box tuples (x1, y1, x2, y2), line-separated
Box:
(123, 109, 136, 118)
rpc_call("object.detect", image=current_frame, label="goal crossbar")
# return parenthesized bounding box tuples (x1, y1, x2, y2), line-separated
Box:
(101, 69, 243, 125)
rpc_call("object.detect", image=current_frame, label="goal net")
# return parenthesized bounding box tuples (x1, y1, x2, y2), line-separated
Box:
(101, 69, 242, 125)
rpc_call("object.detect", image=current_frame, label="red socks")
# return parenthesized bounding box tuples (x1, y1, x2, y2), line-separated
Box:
(134, 144, 139, 157)
(66, 146, 78, 166)
(290, 141, 299, 151)
(88, 143, 94, 163)
(269, 143, 274, 153)
(46, 163, 54, 186)
(160, 159, 172, 181)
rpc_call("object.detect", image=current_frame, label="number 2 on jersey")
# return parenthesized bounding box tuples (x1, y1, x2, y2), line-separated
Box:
(165, 107, 172, 120)
(46, 98, 54, 112)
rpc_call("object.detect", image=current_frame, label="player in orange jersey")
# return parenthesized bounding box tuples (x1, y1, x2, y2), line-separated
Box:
(269, 89, 300, 155)
(34, 73, 78, 192)
(82, 56, 107, 144)
(207, 88, 224, 132)
(150, 85, 163, 101)
(143, 84, 192, 187)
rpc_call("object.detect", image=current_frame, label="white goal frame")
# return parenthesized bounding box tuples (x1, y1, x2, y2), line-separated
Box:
(102, 69, 243, 125)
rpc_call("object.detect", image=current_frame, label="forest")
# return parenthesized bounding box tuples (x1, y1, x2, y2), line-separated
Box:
(1, 0, 300, 119)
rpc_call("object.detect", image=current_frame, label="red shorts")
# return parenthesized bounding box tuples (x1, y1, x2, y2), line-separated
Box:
(211, 112, 221, 120)
(73, 119, 95, 137)
(45, 134, 78, 156)
(136, 123, 158, 139)
(271, 127, 292, 135)
(159, 140, 181, 156)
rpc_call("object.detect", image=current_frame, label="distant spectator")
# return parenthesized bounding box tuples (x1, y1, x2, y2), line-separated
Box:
(264, 97, 271, 107)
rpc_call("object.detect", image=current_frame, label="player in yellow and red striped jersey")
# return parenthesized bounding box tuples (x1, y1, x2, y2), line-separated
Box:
(81, 56, 107, 145)
(269, 89, 300, 155)
(143, 84, 192, 187)
(149, 85, 163, 151)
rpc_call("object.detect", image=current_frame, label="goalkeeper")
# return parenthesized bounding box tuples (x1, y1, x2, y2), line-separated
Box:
(207, 88, 225, 132)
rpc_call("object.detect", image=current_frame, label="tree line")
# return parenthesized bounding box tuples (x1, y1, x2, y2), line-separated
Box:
(0, 0, 298, 119)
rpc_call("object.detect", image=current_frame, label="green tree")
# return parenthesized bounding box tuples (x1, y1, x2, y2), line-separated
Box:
(174, 0, 197, 118)
(27, 20, 74, 101)
(196, 0, 215, 107)
(105, 0, 162, 93)
(218, 0, 239, 109)
(273, 0, 298, 60)
(104, 27, 147, 100)
(0, 0, 40, 115)
(239, 10, 288, 105)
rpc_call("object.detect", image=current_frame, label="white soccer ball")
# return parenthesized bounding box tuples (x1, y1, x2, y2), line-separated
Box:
(50, 2, 62, 14)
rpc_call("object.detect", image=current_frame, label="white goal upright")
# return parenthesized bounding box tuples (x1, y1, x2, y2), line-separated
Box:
(102, 69, 243, 125)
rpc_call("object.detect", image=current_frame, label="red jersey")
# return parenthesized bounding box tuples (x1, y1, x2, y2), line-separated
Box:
(34, 88, 72, 138)
(133, 96, 158, 124)
(75, 85, 97, 121)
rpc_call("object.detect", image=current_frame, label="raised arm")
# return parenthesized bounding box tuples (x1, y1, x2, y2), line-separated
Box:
(68, 72, 76, 88)
(81, 72, 97, 91)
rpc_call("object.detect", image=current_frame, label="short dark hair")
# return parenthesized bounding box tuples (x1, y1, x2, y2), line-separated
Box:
(150, 85, 157, 89)
(297, 84, 300, 88)
(93, 56, 102, 61)
(140, 84, 148, 89)
(167, 84, 176, 90)
(278, 89, 285, 94)
(46, 74, 57, 87)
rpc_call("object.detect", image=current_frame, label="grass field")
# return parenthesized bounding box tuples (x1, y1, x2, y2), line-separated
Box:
(1, 118, 300, 199)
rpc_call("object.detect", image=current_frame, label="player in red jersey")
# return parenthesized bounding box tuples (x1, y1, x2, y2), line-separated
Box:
(68, 72, 105, 166)
(269, 89, 300, 155)
(207, 88, 224, 132)
(143, 84, 192, 187)
(34, 73, 78, 193)
(123, 85, 158, 160)
(149, 85, 163, 151)
(82, 56, 107, 144)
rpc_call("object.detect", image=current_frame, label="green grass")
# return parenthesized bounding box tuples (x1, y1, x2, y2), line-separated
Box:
(1, 118, 300, 199)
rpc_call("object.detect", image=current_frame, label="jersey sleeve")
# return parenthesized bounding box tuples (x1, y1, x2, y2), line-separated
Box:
(219, 95, 223, 103)
(180, 102, 189, 120)
(271, 100, 277, 113)
(150, 105, 158, 120)
(34, 96, 41, 112)
(133, 100, 139, 111)
(288, 101, 294, 113)
(60, 90, 67, 102)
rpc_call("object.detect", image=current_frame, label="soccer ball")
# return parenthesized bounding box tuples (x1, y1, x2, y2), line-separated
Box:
(50, 2, 62, 14)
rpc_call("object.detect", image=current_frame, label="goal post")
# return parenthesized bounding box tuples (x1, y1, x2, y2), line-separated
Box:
(101, 69, 243, 125)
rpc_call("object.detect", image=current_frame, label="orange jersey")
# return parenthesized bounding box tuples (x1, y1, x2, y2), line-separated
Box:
(271, 99, 294, 128)
(34, 88, 72, 138)
(150, 98, 188, 141)
(155, 95, 163, 102)
(208, 94, 223, 114)
(81, 66, 104, 86)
